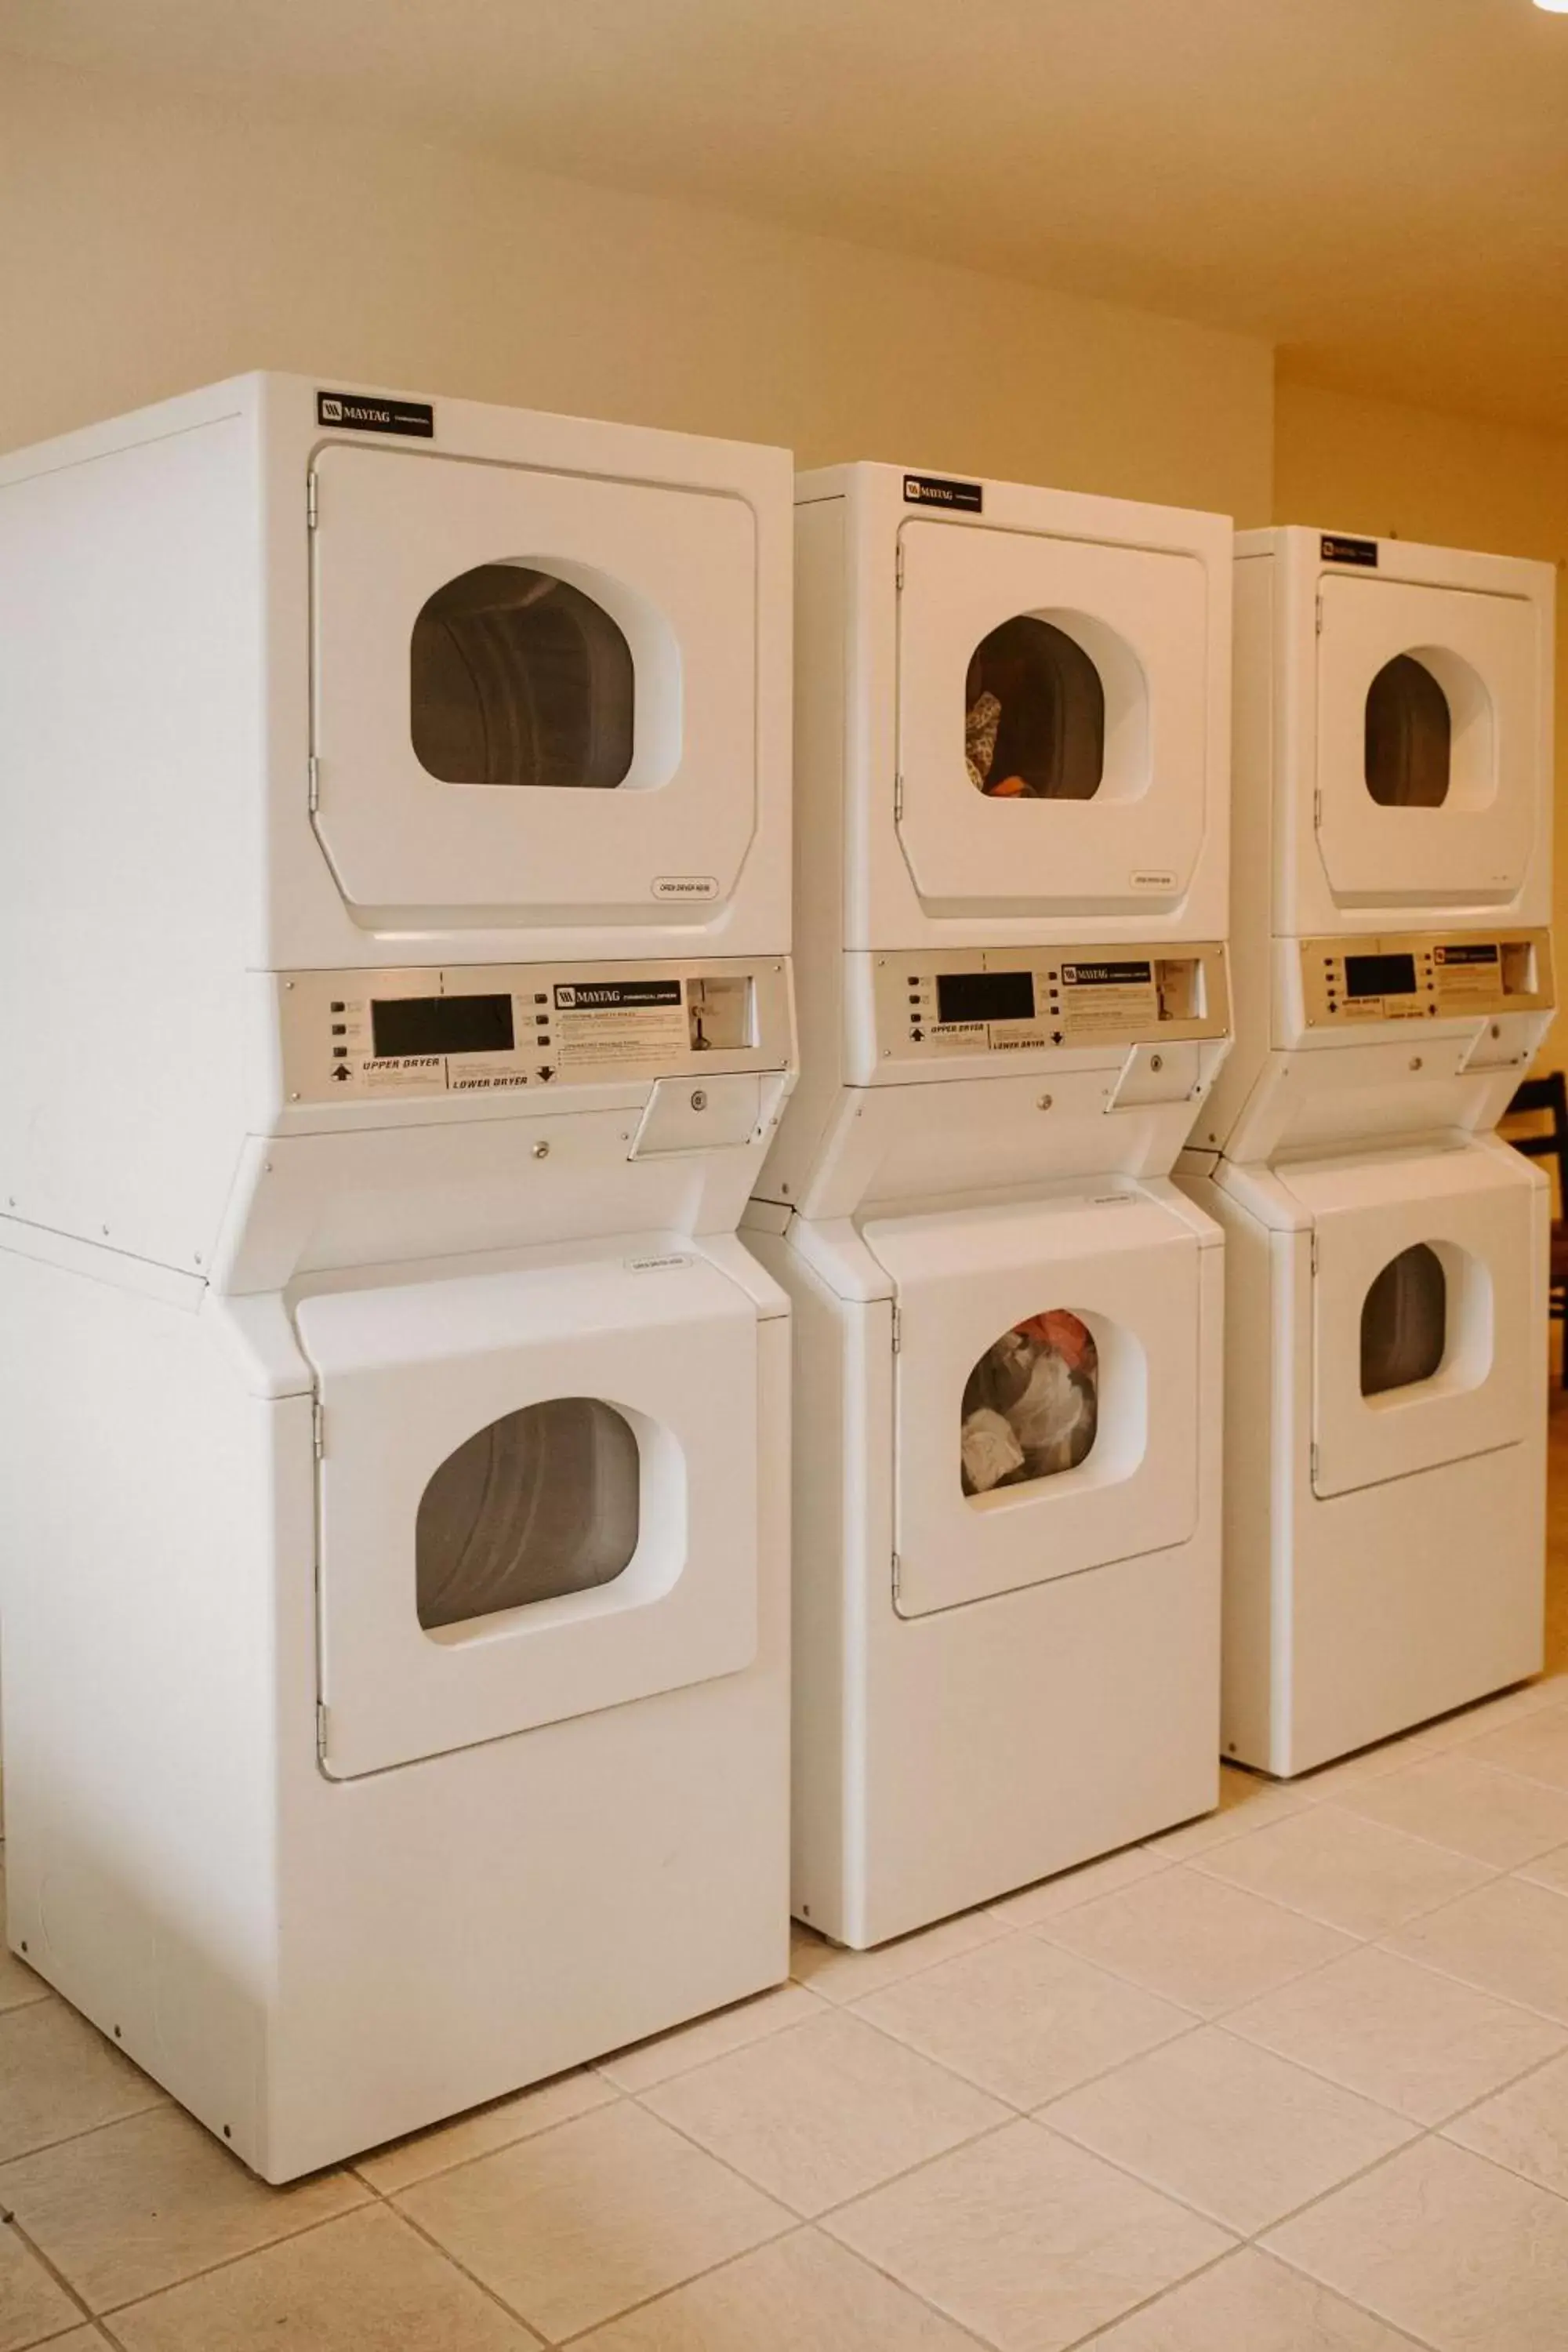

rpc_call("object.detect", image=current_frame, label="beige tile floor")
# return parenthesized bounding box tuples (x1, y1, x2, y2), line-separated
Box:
(9, 1406, 1568, 2347)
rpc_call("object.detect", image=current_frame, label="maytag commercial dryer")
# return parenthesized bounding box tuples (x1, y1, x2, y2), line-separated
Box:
(1181, 528, 1555, 1775)
(744, 463, 1232, 1947)
(0, 374, 794, 2179)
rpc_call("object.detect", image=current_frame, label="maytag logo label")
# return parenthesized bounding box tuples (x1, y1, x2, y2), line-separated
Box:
(554, 980, 682, 1010)
(902, 473, 984, 513)
(315, 390, 434, 438)
(1320, 532, 1378, 568)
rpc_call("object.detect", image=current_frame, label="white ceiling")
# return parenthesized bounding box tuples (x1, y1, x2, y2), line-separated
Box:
(5, 0, 1566, 430)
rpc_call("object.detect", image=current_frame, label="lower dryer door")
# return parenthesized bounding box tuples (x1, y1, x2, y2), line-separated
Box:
(1279, 1142, 1541, 1500)
(862, 1188, 1202, 1618)
(295, 1247, 759, 1778)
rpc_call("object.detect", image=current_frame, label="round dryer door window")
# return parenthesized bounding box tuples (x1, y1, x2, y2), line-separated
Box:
(416, 1396, 641, 1632)
(411, 564, 636, 791)
(961, 1312, 1099, 1497)
(1360, 1243, 1446, 1397)
(964, 619, 1105, 801)
(1364, 655, 1451, 809)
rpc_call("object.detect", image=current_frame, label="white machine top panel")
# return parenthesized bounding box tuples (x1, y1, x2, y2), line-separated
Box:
(278, 958, 790, 1105)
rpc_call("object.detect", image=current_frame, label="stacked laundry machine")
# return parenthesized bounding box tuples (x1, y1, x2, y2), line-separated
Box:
(744, 464, 1234, 1946)
(1181, 529, 1557, 1776)
(0, 375, 796, 2178)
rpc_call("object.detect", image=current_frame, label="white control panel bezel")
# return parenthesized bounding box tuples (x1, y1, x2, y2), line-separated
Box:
(278, 958, 792, 1105)
(870, 942, 1229, 1064)
(1300, 928, 1554, 1028)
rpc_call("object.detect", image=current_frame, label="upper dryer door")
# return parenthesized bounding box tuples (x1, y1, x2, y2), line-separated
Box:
(895, 519, 1214, 917)
(310, 444, 760, 926)
(1316, 574, 1542, 911)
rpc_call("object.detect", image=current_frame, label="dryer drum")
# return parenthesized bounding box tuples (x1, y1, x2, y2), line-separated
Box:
(1359, 1242, 1448, 1397)
(416, 1396, 641, 1631)
(964, 615, 1105, 801)
(410, 562, 636, 789)
(960, 1310, 1098, 1496)
(1364, 654, 1451, 809)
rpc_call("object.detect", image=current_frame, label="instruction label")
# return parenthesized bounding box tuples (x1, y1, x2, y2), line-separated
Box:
(1433, 942, 1501, 1007)
(1058, 960, 1158, 1037)
(554, 978, 687, 1067)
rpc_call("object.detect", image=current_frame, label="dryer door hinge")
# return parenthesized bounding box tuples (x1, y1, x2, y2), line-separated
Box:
(891, 1305, 902, 1353)
(315, 1700, 329, 1761)
(307, 472, 319, 530)
(1309, 1440, 1320, 1485)
(895, 543, 906, 590)
(1312, 787, 1323, 830)
(307, 754, 320, 813)
(891, 1552, 902, 1599)
(1314, 590, 1323, 635)
(1309, 1232, 1319, 1276)
(313, 1399, 325, 1459)
(894, 772, 904, 822)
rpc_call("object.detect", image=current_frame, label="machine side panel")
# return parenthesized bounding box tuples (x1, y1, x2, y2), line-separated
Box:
(744, 1225, 861, 1934)
(0, 415, 256, 1269)
(756, 497, 848, 1205)
(0, 1256, 287, 2161)
(1178, 1174, 1284, 1769)
(1196, 553, 1273, 1153)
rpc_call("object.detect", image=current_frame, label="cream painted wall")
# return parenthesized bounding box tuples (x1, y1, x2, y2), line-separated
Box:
(0, 55, 1272, 521)
(1275, 379, 1568, 1067)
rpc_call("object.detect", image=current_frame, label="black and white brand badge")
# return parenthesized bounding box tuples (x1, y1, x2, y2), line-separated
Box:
(1061, 962, 1153, 987)
(1319, 533, 1378, 568)
(316, 391, 435, 438)
(902, 473, 984, 513)
(1434, 943, 1500, 966)
(554, 980, 683, 1010)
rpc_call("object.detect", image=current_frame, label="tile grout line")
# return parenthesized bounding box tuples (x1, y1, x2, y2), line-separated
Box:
(0, 2203, 100, 2339)
(360, 2176, 554, 2347)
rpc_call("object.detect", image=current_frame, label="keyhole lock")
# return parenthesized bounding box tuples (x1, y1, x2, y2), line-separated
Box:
(1409, 1056, 1424, 1073)
(1036, 1094, 1054, 1112)
(1149, 1054, 1164, 1073)
(532, 1141, 550, 1160)
(691, 1089, 708, 1112)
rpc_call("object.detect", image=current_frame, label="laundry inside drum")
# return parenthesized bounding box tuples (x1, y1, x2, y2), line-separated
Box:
(963, 615, 1105, 800)
(961, 1311, 1098, 1498)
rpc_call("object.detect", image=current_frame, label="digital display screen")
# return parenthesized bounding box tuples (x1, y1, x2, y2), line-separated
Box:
(936, 971, 1036, 1025)
(371, 993, 516, 1058)
(1343, 953, 1418, 1001)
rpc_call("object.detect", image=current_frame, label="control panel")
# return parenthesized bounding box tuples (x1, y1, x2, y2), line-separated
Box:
(278, 960, 791, 1105)
(1300, 929, 1553, 1028)
(872, 943, 1229, 1062)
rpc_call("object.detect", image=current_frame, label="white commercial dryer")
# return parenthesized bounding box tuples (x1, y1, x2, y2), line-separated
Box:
(743, 463, 1232, 1948)
(1181, 527, 1556, 1777)
(0, 374, 795, 2179)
